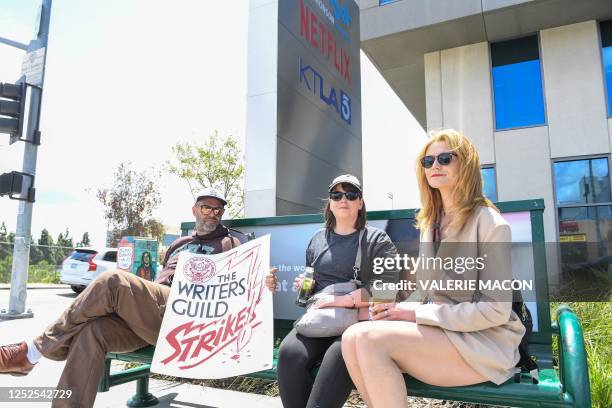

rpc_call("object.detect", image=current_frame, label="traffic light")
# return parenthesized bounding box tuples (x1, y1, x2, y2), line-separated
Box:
(0, 171, 35, 202)
(0, 82, 26, 143)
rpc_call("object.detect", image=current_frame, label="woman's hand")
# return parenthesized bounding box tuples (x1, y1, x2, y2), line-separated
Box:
(369, 301, 418, 322)
(312, 293, 354, 309)
(293, 274, 304, 291)
(265, 267, 279, 292)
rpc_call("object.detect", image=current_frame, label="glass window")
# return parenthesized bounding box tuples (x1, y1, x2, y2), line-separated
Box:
(491, 36, 546, 130)
(69, 250, 96, 262)
(601, 20, 612, 116)
(553, 158, 611, 205)
(102, 251, 117, 262)
(554, 158, 612, 298)
(481, 167, 497, 202)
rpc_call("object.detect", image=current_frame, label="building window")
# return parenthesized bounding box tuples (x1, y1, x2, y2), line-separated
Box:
(554, 158, 611, 206)
(481, 167, 497, 202)
(553, 158, 612, 290)
(601, 20, 612, 116)
(491, 36, 546, 130)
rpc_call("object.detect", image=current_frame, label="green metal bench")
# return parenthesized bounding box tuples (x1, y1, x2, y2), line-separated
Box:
(98, 200, 592, 407)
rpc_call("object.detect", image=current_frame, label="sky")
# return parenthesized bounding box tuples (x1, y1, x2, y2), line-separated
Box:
(0, 0, 425, 248)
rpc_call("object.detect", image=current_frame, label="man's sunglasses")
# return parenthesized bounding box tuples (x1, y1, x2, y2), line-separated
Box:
(198, 204, 225, 216)
(329, 191, 361, 201)
(420, 152, 457, 169)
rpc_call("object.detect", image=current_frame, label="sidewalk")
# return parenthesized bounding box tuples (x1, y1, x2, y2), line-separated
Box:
(0, 287, 284, 407)
(0, 283, 70, 290)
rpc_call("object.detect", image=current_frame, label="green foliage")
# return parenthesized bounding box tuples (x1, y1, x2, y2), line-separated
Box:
(55, 228, 74, 261)
(166, 131, 245, 218)
(0, 255, 12, 283)
(0, 222, 13, 262)
(29, 229, 53, 265)
(0, 223, 68, 284)
(28, 260, 59, 284)
(0, 222, 8, 241)
(77, 232, 91, 248)
(97, 162, 165, 246)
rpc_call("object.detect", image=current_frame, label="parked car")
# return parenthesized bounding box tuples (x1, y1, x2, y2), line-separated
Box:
(60, 248, 117, 293)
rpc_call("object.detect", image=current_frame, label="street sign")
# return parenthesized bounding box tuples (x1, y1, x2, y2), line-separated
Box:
(21, 47, 45, 87)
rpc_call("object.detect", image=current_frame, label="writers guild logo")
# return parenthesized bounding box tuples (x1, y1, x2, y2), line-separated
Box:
(183, 257, 216, 284)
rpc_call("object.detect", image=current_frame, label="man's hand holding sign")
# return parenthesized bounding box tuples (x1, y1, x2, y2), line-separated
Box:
(152, 235, 273, 379)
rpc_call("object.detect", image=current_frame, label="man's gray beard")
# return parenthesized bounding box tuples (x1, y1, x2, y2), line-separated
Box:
(196, 221, 218, 235)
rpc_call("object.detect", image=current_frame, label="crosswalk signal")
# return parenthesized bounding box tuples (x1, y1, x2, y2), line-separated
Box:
(0, 82, 26, 144)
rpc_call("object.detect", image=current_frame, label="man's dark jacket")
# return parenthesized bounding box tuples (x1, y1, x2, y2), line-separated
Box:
(155, 224, 240, 286)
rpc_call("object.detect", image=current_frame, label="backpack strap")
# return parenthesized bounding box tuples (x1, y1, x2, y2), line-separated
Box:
(221, 234, 240, 252)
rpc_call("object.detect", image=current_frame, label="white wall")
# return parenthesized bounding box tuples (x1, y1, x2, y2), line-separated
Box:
(244, 0, 278, 217)
(495, 127, 557, 238)
(424, 51, 444, 131)
(440, 42, 496, 165)
(540, 20, 610, 158)
(361, 52, 427, 211)
(494, 126, 560, 287)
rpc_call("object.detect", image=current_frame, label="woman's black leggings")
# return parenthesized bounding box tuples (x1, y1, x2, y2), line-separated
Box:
(277, 328, 354, 408)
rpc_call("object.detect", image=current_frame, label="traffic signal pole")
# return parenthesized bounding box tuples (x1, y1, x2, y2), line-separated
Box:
(0, 0, 52, 320)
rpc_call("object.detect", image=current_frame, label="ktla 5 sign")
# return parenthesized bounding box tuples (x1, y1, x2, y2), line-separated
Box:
(299, 57, 351, 124)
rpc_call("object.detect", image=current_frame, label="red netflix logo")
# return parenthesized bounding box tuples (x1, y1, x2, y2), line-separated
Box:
(299, 0, 351, 85)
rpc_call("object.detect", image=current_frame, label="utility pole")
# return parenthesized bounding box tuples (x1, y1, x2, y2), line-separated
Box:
(387, 192, 394, 210)
(0, 0, 52, 320)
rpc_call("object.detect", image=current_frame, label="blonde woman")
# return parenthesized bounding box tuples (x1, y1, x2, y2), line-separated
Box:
(340, 129, 525, 407)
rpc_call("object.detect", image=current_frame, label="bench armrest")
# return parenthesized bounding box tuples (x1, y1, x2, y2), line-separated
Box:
(555, 305, 591, 408)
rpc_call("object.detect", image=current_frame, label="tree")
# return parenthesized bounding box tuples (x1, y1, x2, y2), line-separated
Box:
(0, 222, 7, 241)
(0, 255, 12, 283)
(97, 162, 165, 246)
(0, 223, 15, 261)
(30, 228, 54, 265)
(77, 232, 91, 248)
(55, 228, 74, 264)
(0, 222, 9, 261)
(166, 131, 245, 218)
(56, 228, 74, 249)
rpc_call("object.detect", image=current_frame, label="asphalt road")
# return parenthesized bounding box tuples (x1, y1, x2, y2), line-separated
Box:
(0, 287, 283, 407)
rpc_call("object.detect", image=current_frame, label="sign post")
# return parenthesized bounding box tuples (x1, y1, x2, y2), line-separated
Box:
(1, 0, 53, 320)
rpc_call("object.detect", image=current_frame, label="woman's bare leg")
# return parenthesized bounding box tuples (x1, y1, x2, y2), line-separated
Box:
(341, 323, 374, 407)
(351, 321, 487, 408)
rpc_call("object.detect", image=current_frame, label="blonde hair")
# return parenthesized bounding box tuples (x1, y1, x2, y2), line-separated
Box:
(415, 129, 496, 232)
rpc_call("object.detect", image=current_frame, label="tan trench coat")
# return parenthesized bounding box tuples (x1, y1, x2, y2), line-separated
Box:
(411, 206, 526, 385)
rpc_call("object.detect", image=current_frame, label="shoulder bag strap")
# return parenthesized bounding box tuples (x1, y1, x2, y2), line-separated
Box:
(352, 229, 366, 283)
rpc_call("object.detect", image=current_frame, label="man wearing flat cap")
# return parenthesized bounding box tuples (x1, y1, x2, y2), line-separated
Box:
(0, 188, 243, 407)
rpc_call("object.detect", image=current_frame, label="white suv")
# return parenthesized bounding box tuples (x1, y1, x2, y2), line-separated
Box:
(60, 248, 117, 293)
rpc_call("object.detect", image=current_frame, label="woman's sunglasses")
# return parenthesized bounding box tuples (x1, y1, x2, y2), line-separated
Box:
(329, 191, 361, 201)
(420, 152, 457, 169)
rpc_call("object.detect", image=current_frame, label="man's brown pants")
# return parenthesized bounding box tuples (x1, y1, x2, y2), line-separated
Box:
(33, 270, 170, 408)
